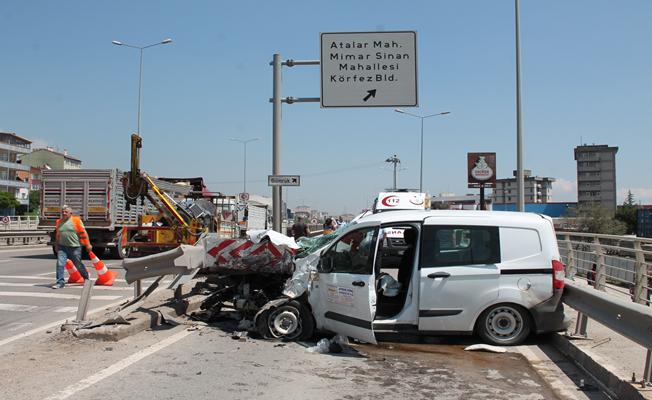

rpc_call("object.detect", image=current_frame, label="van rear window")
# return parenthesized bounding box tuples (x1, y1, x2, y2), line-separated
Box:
(420, 225, 500, 267)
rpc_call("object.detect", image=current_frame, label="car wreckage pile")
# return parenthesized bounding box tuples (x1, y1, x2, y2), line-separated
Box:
(193, 229, 339, 341)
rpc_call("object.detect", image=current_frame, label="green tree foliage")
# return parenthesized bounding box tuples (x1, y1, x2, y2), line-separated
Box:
(28, 190, 40, 213)
(615, 190, 637, 234)
(572, 205, 627, 235)
(0, 191, 20, 210)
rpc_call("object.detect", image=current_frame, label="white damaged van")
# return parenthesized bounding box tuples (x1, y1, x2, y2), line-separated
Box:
(257, 209, 569, 346)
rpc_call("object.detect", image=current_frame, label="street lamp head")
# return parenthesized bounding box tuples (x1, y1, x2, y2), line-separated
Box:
(394, 108, 405, 114)
(111, 40, 123, 46)
(441, 111, 451, 115)
(161, 38, 173, 44)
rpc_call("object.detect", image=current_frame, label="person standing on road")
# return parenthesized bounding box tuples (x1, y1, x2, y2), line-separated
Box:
(52, 205, 92, 289)
(291, 217, 310, 241)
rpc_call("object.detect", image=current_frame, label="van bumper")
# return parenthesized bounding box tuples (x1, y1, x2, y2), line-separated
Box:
(530, 289, 570, 334)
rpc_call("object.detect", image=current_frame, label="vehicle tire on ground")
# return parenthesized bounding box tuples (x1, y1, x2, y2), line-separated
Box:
(257, 300, 314, 341)
(109, 232, 130, 259)
(476, 303, 531, 346)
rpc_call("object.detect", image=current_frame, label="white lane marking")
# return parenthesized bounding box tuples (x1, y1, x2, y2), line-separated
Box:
(0, 291, 121, 300)
(0, 298, 128, 348)
(0, 282, 133, 291)
(52, 307, 78, 313)
(38, 272, 56, 276)
(0, 275, 128, 283)
(7, 322, 33, 331)
(0, 276, 169, 285)
(0, 260, 11, 263)
(44, 328, 193, 400)
(0, 303, 39, 312)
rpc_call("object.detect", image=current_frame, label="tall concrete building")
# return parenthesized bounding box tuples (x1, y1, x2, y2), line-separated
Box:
(493, 170, 555, 204)
(574, 144, 618, 213)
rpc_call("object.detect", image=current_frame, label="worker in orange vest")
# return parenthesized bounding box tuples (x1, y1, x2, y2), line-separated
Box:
(52, 205, 92, 289)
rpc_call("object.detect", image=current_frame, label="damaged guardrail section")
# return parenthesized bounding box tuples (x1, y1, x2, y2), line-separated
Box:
(122, 244, 204, 284)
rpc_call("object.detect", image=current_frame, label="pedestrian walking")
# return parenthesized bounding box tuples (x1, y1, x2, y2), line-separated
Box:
(291, 217, 310, 240)
(52, 205, 92, 289)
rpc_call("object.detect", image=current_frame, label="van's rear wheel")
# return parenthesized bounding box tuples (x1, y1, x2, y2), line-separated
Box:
(477, 304, 531, 346)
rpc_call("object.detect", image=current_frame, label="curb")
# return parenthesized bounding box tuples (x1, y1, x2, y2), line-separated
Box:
(550, 333, 650, 400)
(73, 290, 206, 341)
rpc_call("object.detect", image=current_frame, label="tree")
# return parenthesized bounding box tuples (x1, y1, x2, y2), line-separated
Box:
(572, 205, 627, 235)
(28, 190, 40, 214)
(615, 190, 637, 234)
(0, 191, 20, 210)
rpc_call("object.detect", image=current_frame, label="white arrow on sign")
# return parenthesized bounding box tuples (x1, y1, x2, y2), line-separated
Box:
(268, 175, 300, 186)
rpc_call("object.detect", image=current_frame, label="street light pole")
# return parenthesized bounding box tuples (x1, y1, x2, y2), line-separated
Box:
(385, 155, 401, 190)
(112, 38, 172, 135)
(394, 109, 450, 192)
(230, 137, 259, 194)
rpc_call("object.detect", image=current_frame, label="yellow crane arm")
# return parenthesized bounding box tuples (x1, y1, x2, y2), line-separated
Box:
(142, 173, 189, 229)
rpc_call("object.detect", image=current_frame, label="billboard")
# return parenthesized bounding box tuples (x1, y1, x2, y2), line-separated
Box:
(467, 153, 496, 188)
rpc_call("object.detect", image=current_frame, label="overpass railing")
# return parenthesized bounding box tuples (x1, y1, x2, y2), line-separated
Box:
(0, 215, 40, 231)
(557, 231, 652, 386)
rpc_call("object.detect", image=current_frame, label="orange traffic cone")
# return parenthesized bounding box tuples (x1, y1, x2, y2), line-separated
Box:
(89, 251, 117, 286)
(64, 259, 85, 284)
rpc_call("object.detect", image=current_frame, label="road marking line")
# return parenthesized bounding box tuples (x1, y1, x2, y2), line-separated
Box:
(0, 282, 133, 291)
(38, 271, 55, 276)
(0, 291, 121, 300)
(0, 276, 168, 286)
(0, 298, 128, 348)
(52, 306, 78, 313)
(0, 303, 39, 312)
(7, 322, 33, 331)
(44, 328, 193, 400)
(0, 260, 11, 263)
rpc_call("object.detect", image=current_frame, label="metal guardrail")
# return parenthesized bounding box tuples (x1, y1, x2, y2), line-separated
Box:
(0, 215, 40, 231)
(557, 231, 652, 385)
(0, 230, 49, 246)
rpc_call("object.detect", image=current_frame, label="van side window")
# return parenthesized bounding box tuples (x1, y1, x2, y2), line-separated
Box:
(420, 225, 500, 267)
(319, 227, 378, 274)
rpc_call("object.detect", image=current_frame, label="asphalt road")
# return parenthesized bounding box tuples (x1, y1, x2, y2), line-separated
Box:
(0, 246, 610, 400)
(1, 323, 574, 400)
(0, 246, 132, 343)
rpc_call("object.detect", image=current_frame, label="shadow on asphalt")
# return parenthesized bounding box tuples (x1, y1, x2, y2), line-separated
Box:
(11, 253, 56, 260)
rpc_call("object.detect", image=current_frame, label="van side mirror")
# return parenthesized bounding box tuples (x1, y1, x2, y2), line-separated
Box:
(319, 255, 334, 273)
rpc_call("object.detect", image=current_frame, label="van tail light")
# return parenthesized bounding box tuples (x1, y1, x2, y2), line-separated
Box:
(552, 260, 566, 289)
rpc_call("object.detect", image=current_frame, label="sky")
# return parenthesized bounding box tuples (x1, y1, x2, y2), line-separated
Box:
(2, 0, 651, 215)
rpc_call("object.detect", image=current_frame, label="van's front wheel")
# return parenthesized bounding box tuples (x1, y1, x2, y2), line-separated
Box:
(477, 304, 531, 346)
(257, 300, 314, 341)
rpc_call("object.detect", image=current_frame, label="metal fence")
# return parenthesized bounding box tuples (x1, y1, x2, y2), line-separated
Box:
(557, 232, 652, 306)
(0, 215, 40, 231)
(557, 231, 652, 386)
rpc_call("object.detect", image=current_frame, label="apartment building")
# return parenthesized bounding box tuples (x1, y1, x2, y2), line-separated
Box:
(0, 132, 31, 205)
(492, 170, 555, 205)
(574, 144, 618, 213)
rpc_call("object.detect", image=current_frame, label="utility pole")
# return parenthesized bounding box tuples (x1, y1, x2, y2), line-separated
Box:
(385, 155, 401, 190)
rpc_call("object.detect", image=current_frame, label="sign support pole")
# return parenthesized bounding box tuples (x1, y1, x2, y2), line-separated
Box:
(479, 184, 486, 211)
(269, 56, 319, 233)
(272, 53, 282, 232)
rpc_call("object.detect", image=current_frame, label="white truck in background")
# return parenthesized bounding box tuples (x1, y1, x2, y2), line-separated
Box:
(245, 203, 269, 231)
(38, 169, 191, 258)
